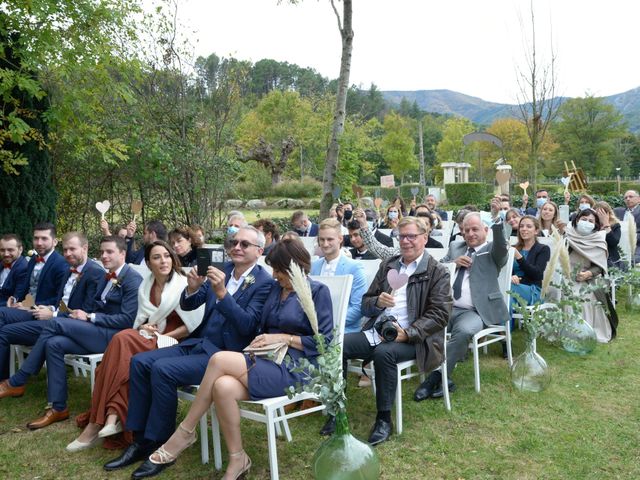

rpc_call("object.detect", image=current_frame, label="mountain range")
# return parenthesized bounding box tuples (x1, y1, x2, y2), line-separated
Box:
(381, 87, 640, 132)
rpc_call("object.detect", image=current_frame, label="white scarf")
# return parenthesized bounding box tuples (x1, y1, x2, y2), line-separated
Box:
(133, 271, 204, 333)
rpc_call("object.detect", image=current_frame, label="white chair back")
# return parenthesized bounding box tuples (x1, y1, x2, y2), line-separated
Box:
(256, 256, 273, 276)
(358, 259, 382, 289)
(309, 274, 353, 348)
(498, 247, 517, 308)
(377, 228, 393, 237)
(426, 248, 448, 261)
(299, 236, 318, 257)
(619, 220, 633, 267)
(128, 263, 150, 276)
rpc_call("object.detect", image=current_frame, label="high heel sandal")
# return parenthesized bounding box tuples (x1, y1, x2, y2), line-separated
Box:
(149, 422, 197, 466)
(222, 450, 252, 480)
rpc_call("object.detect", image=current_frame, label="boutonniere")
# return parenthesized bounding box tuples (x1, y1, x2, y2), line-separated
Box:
(111, 277, 123, 288)
(27, 249, 36, 257)
(242, 274, 256, 291)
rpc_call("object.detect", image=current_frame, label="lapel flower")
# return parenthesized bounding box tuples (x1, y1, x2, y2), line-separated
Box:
(242, 274, 256, 291)
(27, 250, 36, 257)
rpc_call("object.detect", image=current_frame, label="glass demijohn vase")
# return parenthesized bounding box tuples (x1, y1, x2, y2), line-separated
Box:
(510, 337, 551, 392)
(313, 410, 380, 480)
(560, 315, 597, 355)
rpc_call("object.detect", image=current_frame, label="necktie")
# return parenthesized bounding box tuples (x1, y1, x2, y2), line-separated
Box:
(452, 248, 475, 300)
(35, 256, 45, 263)
(105, 271, 117, 281)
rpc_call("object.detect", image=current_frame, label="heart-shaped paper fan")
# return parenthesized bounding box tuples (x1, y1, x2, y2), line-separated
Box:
(410, 187, 419, 196)
(560, 177, 571, 187)
(519, 181, 529, 193)
(387, 269, 409, 290)
(95, 200, 111, 219)
(131, 200, 143, 214)
(374, 198, 383, 208)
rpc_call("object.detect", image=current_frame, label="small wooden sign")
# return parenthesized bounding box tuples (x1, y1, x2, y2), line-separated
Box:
(380, 175, 395, 188)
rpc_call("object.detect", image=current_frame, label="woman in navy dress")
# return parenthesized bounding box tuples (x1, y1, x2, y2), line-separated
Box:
(142, 238, 333, 480)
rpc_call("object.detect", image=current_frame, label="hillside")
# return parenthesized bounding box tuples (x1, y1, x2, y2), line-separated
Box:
(382, 87, 640, 132)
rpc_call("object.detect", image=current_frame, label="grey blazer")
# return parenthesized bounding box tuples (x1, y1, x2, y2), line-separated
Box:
(441, 222, 510, 327)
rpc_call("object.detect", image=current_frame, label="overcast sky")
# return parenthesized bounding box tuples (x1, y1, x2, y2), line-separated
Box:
(171, 0, 640, 104)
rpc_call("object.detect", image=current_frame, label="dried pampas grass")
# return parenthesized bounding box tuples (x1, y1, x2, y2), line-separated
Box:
(542, 230, 564, 296)
(288, 260, 318, 335)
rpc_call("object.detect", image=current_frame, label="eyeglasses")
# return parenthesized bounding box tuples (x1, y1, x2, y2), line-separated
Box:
(398, 233, 425, 242)
(229, 239, 261, 249)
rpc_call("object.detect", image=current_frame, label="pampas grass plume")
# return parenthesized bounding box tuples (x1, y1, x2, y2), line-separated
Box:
(288, 260, 319, 335)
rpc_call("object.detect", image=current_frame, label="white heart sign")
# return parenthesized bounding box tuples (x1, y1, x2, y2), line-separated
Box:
(560, 177, 571, 187)
(95, 200, 111, 219)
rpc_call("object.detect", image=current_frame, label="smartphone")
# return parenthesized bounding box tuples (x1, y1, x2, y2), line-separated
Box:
(196, 247, 227, 276)
(559, 205, 570, 224)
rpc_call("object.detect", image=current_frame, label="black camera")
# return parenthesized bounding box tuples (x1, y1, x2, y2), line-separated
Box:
(374, 315, 398, 342)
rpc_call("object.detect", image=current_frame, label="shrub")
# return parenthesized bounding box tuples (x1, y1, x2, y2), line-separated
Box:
(445, 183, 487, 207)
(272, 178, 323, 199)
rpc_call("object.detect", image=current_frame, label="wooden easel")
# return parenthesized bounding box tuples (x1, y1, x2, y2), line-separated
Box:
(564, 161, 587, 191)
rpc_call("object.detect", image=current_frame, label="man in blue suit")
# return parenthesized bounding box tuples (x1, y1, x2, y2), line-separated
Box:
(106, 226, 272, 476)
(0, 235, 142, 430)
(0, 232, 104, 380)
(291, 210, 318, 237)
(0, 222, 68, 327)
(0, 234, 29, 307)
(311, 218, 367, 333)
(125, 220, 168, 264)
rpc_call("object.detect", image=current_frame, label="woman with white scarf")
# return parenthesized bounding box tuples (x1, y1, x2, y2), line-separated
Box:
(67, 240, 204, 452)
(565, 209, 618, 343)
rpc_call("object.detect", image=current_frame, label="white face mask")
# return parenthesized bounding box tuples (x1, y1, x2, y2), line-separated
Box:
(499, 210, 507, 220)
(367, 221, 375, 230)
(388, 211, 398, 220)
(576, 220, 595, 235)
(579, 203, 590, 211)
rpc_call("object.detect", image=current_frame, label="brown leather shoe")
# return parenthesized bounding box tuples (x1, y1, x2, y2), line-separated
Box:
(0, 379, 26, 399)
(26, 408, 69, 430)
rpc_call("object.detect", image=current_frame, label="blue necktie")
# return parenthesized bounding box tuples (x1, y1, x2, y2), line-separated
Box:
(452, 248, 475, 300)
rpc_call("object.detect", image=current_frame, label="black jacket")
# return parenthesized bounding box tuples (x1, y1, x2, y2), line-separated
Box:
(514, 241, 550, 287)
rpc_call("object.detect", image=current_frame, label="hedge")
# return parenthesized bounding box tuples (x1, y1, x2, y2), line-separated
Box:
(445, 183, 489, 207)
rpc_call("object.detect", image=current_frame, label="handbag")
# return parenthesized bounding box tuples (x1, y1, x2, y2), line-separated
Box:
(243, 342, 289, 365)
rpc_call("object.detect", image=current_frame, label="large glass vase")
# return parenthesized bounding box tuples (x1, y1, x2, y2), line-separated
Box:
(510, 338, 551, 392)
(313, 410, 380, 480)
(560, 315, 597, 355)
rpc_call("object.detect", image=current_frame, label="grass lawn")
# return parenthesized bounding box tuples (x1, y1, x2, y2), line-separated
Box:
(1, 309, 639, 480)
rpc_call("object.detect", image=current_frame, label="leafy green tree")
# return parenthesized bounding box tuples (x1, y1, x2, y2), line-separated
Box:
(380, 112, 416, 181)
(435, 117, 476, 182)
(553, 95, 626, 177)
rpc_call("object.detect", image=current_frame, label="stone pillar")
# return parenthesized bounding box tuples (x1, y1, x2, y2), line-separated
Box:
(441, 163, 458, 185)
(458, 163, 471, 182)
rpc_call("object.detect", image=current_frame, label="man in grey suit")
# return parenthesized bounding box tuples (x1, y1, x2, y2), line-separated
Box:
(614, 190, 640, 263)
(414, 208, 509, 400)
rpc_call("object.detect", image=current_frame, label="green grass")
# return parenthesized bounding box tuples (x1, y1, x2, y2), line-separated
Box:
(1, 309, 640, 479)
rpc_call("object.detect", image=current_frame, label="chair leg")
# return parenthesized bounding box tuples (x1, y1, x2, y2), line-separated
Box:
(505, 327, 514, 368)
(199, 412, 209, 464)
(441, 363, 451, 412)
(395, 366, 403, 435)
(278, 407, 292, 442)
(210, 406, 222, 470)
(265, 408, 280, 480)
(473, 338, 481, 393)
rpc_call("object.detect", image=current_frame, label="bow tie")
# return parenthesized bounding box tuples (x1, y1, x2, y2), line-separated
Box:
(35, 256, 45, 263)
(3, 262, 11, 270)
(105, 272, 117, 281)
(70, 268, 81, 275)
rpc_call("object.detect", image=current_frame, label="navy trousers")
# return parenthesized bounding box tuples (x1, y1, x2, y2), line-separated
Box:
(0, 307, 35, 328)
(126, 343, 216, 443)
(0, 320, 49, 380)
(10, 318, 115, 410)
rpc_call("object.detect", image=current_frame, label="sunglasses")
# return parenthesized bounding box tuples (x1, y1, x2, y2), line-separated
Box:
(229, 239, 261, 249)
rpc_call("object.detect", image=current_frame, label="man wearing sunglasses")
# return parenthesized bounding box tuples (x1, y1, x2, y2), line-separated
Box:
(323, 217, 452, 445)
(107, 226, 273, 475)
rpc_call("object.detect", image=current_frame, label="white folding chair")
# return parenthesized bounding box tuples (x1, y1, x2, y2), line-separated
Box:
(299, 237, 318, 257)
(210, 274, 353, 480)
(63, 353, 104, 391)
(470, 247, 516, 393)
(176, 386, 211, 464)
(359, 259, 382, 289)
(426, 248, 448, 261)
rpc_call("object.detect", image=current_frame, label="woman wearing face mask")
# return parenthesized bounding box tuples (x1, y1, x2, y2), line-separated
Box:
(380, 205, 402, 236)
(565, 208, 618, 342)
(568, 193, 596, 222)
(511, 216, 550, 309)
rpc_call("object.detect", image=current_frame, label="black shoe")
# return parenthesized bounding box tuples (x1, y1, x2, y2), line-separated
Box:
(413, 371, 442, 402)
(501, 341, 509, 359)
(367, 419, 392, 446)
(104, 442, 158, 471)
(431, 380, 456, 398)
(319, 416, 336, 436)
(131, 459, 174, 479)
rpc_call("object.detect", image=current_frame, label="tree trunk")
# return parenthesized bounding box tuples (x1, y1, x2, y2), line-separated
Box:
(320, 0, 353, 219)
(418, 120, 425, 186)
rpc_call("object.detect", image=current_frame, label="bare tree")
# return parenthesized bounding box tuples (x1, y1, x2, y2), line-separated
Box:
(515, 1, 560, 190)
(320, 0, 353, 218)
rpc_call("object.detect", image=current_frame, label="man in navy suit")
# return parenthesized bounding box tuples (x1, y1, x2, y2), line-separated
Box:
(125, 220, 168, 264)
(106, 226, 272, 475)
(291, 210, 318, 237)
(0, 235, 142, 430)
(523, 189, 550, 216)
(311, 218, 367, 334)
(0, 232, 104, 380)
(0, 234, 29, 307)
(0, 222, 68, 327)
